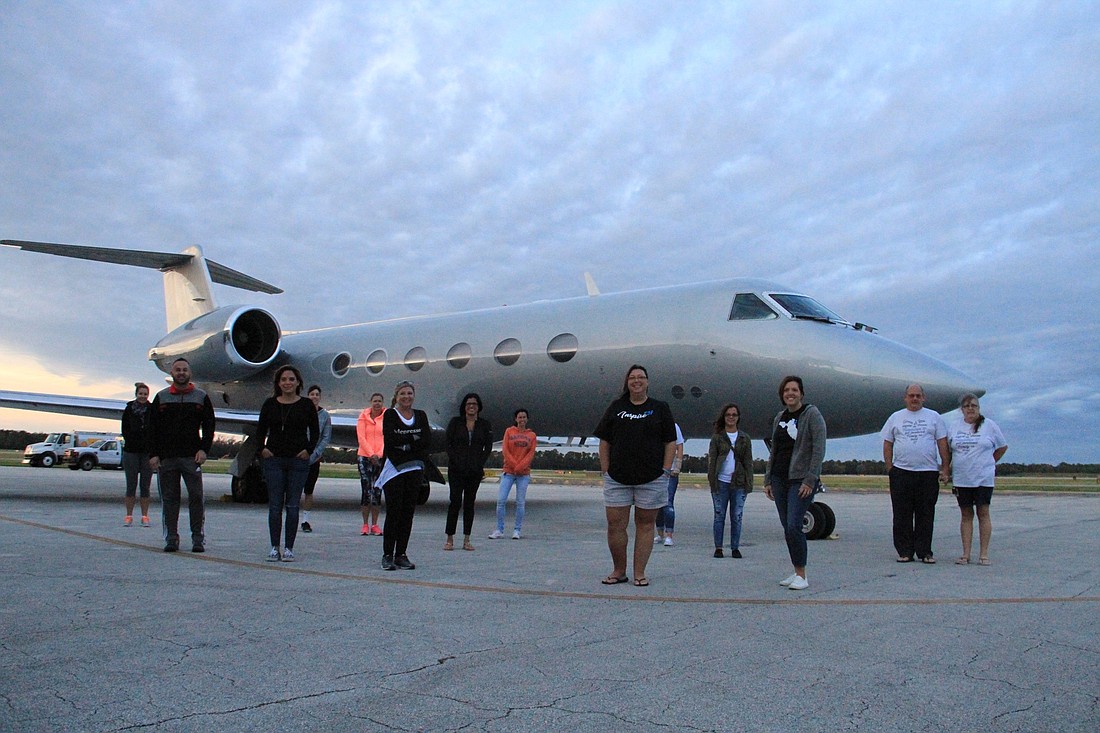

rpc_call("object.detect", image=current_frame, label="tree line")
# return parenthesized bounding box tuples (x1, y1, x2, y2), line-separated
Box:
(1, 430, 1094, 474)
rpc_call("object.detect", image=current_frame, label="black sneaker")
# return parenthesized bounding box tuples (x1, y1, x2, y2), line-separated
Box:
(713, 548, 724, 558)
(301, 521, 312, 533)
(191, 544, 205, 553)
(730, 549, 742, 559)
(381, 554, 396, 571)
(394, 554, 416, 570)
(163, 543, 179, 553)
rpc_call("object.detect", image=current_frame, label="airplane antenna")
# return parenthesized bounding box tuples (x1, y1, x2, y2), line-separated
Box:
(584, 272, 600, 296)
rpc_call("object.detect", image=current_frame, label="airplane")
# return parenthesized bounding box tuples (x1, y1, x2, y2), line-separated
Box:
(0, 238, 982, 502)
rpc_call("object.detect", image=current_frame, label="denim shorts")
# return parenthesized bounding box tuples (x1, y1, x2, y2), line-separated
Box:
(603, 474, 669, 509)
(955, 486, 994, 507)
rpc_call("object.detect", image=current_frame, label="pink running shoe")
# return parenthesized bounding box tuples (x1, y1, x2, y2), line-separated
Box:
(361, 523, 371, 536)
(371, 524, 382, 535)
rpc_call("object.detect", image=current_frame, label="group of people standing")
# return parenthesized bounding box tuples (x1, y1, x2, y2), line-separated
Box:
(883, 384, 1008, 566)
(119, 359, 1007, 585)
(351, 384, 537, 569)
(595, 366, 827, 590)
(594, 367, 1007, 591)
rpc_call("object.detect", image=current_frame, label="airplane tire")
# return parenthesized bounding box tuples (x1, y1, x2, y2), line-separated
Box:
(818, 502, 836, 538)
(802, 503, 826, 540)
(40, 453, 55, 468)
(231, 464, 268, 504)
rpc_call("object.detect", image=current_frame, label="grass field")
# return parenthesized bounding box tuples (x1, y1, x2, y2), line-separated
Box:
(3, 450, 1097, 494)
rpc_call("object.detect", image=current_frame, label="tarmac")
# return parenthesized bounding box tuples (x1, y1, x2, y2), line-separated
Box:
(0, 464, 1097, 732)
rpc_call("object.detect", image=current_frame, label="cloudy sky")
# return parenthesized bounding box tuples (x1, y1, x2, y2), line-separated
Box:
(1, 1, 1096, 463)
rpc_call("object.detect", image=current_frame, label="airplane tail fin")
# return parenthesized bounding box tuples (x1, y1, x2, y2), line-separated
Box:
(1, 239, 281, 331)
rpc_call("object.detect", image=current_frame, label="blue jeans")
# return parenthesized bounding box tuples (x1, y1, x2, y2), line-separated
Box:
(656, 473, 679, 532)
(712, 480, 747, 549)
(263, 456, 309, 549)
(771, 477, 813, 568)
(496, 473, 530, 532)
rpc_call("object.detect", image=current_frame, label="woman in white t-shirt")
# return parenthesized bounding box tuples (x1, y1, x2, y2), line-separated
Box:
(946, 394, 1008, 566)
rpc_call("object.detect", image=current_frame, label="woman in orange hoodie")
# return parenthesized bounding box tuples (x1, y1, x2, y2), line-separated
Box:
(489, 409, 537, 540)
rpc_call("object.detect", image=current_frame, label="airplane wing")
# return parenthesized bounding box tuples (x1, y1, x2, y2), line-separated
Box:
(0, 389, 364, 447)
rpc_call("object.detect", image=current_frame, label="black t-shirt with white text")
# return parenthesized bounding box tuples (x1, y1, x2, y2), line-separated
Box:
(593, 396, 677, 486)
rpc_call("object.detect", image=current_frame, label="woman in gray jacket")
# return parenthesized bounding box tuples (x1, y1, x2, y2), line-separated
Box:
(707, 403, 753, 558)
(764, 376, 826, 591)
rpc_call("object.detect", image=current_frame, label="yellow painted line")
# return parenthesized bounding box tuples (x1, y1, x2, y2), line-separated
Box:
(3, 513, 1097, 606)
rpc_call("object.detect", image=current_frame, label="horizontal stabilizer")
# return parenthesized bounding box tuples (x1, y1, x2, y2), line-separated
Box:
(1, 239, 282, 294)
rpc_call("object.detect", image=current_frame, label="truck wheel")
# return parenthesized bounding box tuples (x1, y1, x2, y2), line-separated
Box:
(79, 456, 96, 471)
(69, 464, 80, 471)
(40, 453, 56, 468)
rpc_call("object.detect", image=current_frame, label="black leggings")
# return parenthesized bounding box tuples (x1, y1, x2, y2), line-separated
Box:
(445, 472, 481, 536)
(382, 471, 421, 558)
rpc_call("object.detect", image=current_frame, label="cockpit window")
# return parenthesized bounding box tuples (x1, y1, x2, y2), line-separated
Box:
(728, 292, 778, 321)
(768, 293, 847, 324)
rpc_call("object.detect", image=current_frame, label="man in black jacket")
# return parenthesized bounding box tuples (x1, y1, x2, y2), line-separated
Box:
(148, 358, 216, 553)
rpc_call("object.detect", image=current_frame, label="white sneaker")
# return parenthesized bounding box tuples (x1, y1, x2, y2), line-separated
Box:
(266, 547, 281, 562)
(511, 530, 521, 539)
(654, 534, 662, 544)
(779, 573, 799, 587)
(788, 575, 809, 590)
(488, 529, 503, 539)
(663, 536, 674, 546)
(281, 547, 295, 562)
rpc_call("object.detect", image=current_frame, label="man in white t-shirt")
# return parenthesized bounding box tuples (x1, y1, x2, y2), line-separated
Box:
(881, 384, 949, 563)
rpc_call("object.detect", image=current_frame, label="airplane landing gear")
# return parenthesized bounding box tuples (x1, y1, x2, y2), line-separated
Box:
(803, 501, 837, 540)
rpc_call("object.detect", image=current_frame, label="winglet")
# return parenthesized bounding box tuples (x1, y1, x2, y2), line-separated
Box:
(584, 272, 600, 296)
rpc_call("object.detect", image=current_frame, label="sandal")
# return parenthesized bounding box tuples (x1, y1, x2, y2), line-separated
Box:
(463, 539, 475, 551)
(633, 577, 649, 587)
(978, 557, 991, 566)
(601, 574, 628, 585)
(443, 537, 454, 551)
(955, 557, 970, 565)
(921, 556, 936, 564)
(896, 556, 914, 563)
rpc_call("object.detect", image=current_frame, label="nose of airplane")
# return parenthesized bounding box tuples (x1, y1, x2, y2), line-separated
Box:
(870, 335, 984, 414)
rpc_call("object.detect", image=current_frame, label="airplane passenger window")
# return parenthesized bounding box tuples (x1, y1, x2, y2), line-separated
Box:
(769, 293, 846, 324)
(404, 347, 427, 372)
(331, 352, 351, 377)
(728, 293, 778, 321)
(366, 349, 387, 374)
(547, 333, 578, 363)
(447, 343, 472, 369)
(494, 338, 522, 366)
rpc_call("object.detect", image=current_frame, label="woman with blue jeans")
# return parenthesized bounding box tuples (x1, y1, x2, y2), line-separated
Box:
(764, 376, 826, 591)
(654, 423, 683, 546)
(707, 404, 753, 558)
(491, 409, 536, 540)
(255, 365, 319, 563)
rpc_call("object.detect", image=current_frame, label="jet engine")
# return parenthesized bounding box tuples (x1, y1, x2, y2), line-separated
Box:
(148, 306, 281, 382)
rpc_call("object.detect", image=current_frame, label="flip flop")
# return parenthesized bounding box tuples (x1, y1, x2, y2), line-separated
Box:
(633, 577, 649, 587)
(955, 557, 970, 565)
(896, 556, 914, 563)
(978, 557, 991, 566)
(601, 575, 628, 585)
(921, 556, 936, 564)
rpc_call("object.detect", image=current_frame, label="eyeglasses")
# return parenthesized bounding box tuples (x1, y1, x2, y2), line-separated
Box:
(962, 403, 978, 409)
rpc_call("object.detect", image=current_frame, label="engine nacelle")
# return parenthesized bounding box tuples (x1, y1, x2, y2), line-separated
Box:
(149, 306, 281, 383)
